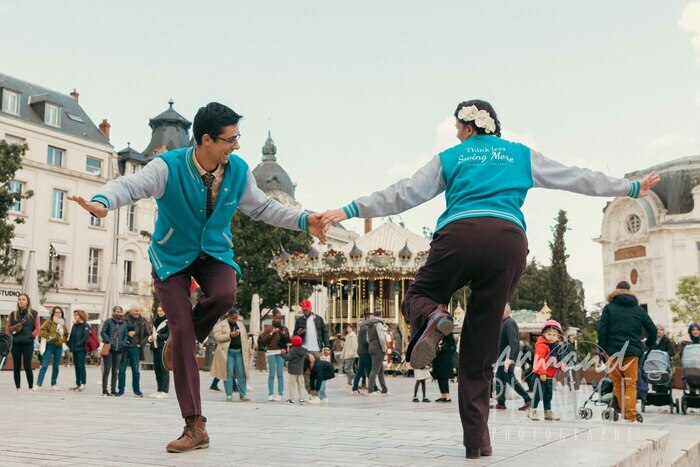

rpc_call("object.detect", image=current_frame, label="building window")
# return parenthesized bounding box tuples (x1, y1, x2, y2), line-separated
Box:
(123, 260, 133, 286)
(49, 252, 65, 286)
(90, 215, 102, 227)
(86, 157, 102, 176)
(626, 214, 641, 234)
(88, 248, 101, 287)
(4, 134, 25, 145)
(4, 246, 23, 275)
(131, 164, 137, 174)
(126, 205, 136, 232)
(51, 189, 65, 220)
(47, 146, 63, 167)
(44, 103, 61, 127)
(9, 180, 24, 212)
(1, 89, 20, 115)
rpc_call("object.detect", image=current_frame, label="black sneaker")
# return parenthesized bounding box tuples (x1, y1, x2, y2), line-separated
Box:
(209, 385, 221, 392)
(412, 397, 419, 403)
(102, 390, 113, 397)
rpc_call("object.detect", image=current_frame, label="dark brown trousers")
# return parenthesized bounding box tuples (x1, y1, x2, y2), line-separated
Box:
(402, 218, 527, 448)
(152, 257, 237, 417)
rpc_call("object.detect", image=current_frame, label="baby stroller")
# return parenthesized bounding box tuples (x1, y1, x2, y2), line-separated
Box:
(0, 332, 12, 369)
(681, 344, 700, 414)
(577, 376, 612, 420)
(387, 351, 411, 377)
(642, 349, 680, 413)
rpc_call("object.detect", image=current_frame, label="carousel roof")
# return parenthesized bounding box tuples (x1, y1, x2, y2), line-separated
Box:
(339, 222, 430, 259)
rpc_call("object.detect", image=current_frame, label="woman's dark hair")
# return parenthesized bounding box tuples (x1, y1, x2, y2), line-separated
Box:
(193, 102, 243, 145)
(616, 281, 631, 290)
(51, 306, 64, 319)
(454, 99, 502, 137)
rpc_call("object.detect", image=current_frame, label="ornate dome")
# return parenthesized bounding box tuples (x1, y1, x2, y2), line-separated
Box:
(252, 131, 296, 203)
(143, 99, 191, 159)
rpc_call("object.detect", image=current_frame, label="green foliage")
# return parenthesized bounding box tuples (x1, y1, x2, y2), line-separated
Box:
(509, 258, 549, 311)
(671, 275, 700, 324)
(231, 210, 314, 317)
(547, 210, 586, 329)
(0, 140, 34, 276)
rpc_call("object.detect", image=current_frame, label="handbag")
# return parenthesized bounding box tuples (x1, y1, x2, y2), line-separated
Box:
(100, 342, 111, 356)
(9, 313, 30, 335)
(39, 337, 47, 355)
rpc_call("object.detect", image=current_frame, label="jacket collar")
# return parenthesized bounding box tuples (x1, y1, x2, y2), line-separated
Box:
(607, 289, 637, 303)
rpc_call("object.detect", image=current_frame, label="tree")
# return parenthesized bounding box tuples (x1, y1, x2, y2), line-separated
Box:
(0, 140, 33, 276)
(509, 258, 549, 311)
(230, 211, 313, 317)
(546, 210, 586, 328)
(671, 275, 700, 325)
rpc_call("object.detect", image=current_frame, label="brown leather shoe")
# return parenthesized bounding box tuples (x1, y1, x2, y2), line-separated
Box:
(408, 305, 453, 369)
(162, 337, 173, 372)
(165, 415, 209, 453)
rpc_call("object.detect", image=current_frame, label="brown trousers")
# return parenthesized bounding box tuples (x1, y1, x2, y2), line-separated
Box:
(608, 356, 639, 421)
(403, 218, 527, 448)
(152, 257, 237, 417)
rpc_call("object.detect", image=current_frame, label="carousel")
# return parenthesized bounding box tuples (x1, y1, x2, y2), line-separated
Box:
(271, 222, 431, 353)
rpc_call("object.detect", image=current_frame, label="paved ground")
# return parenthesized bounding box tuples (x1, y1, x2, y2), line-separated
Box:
(1, 365, 698, 466)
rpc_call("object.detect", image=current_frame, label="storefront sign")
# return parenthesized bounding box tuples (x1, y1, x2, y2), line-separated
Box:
(0, 289, 20, 297)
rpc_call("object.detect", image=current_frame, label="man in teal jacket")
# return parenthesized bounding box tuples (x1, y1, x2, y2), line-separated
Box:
(70, 102, 326, 453)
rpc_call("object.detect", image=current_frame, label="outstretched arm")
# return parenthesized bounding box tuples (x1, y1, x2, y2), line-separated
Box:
(68, 158, 168, 217)
(238, 170, 327, 243)
(321, 155, 445, 226)
(530, 150, 659, 198)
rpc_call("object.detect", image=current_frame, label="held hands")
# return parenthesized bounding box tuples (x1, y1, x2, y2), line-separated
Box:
(320, 208, 348, 227)
(639, 171, 660, 197)
(230, 330, 240, 338)
(67, 195, 108, 218)
(307, 213, 329, 245)
(539, 374, 547, 382)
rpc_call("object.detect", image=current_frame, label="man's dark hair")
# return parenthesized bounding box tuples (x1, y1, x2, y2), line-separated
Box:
(193, 102, 243, 145)
(363, 311, 371, 319)
(374, 309, 382, 318)
(616, 281, 631, 290)
(271, 309, 282, 317)
(227, 308, 239, 317)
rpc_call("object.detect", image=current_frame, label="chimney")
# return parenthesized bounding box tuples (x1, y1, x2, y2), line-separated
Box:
(364, 218, 373, 234)
(99, 119, 111, 140)
(70, 88, 79, 102)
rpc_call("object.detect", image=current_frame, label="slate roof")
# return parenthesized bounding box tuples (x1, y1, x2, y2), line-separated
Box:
(142, 99, 192, 158)
(0, 71, 111, 146)
(252, 131, 296, 199)
(628, 155, 700, 215)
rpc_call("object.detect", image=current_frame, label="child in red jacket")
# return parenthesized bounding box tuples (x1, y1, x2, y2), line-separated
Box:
(527, 320, 563, 421)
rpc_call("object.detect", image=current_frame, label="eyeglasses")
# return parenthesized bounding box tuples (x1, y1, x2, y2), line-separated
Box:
(212, 133, 242, 145)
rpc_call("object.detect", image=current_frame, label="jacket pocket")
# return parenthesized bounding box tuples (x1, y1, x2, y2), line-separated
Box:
(222, 232, 233, 248)
(157, 227, 174, 245)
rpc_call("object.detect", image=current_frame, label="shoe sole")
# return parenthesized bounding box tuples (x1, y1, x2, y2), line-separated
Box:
(166, 442, 209, 453)
(410, 318, 453, 369)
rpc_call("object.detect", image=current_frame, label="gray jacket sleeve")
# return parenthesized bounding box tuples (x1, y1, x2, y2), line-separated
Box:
(530, 150, 641, 198)
(342, 155, 445, 219)
(91, 158, 168, 209)
(238, 170, 309, 232)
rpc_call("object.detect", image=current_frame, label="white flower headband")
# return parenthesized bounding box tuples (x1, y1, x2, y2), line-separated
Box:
(457, 105, 497, 134)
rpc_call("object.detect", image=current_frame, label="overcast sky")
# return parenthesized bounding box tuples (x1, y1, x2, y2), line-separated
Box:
(3, 0, 699, 308)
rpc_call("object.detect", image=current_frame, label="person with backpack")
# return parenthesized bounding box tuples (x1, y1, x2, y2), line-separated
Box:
(100, 306, 128, 396)
(259, 309, 291, 402)
(68, 310, 91, 392)
(117, 306, 150, 397)
(367, 309, 389, 396)
(6, 293, 40, 391)
(352, 312, 374, 394)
